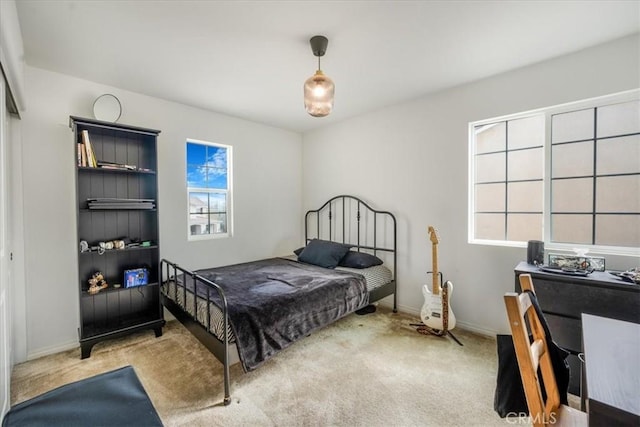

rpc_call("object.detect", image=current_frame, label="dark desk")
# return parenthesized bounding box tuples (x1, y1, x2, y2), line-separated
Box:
(515, 261, 640, 396)
(582, 313, 640, 426)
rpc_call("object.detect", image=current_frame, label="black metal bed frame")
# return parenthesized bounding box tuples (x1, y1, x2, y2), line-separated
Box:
(160, 195, 397, 406)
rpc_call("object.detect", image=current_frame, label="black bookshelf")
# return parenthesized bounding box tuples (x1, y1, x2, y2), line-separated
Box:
(70, 116, 164, 359)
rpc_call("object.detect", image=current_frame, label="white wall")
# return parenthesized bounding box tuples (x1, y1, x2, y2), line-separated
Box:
(19, 66, 302, 359)
(302, 34, 640, 335)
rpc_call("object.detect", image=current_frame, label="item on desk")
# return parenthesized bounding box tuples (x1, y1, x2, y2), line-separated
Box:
(538, 264, 594, 276)
(526, 240, 544, 265)
(609, 268, 640, 284)
(548, 253, 605, 272)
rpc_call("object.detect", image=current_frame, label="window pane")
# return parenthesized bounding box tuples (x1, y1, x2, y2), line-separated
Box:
(508, 115, 544, 150)
(597, 100, 640, 138)
(551, 214, 592, 244)
(595, 175, 640, 213)
(595, 214, 640, 247)
(187, 143, 206, 164)
(187, 164, 207, 188)
(552, 108, 594, 143)
(189, 192, 210, 214)
(204, 146, 228, 190)
(597, 135, 640, 175)
(209, 192, 227, 215)
(208, 193, 227, 234)
(475, 213, 504, 240)
(475, 183, 505, 212)
(552, 141, 593, 178)
(476, 152, 505, 183)
(507, 214, 542, 241)
(508, 181, 543, 212)
(507, 147, 543, 181)
(189, 214, 209, 236)
(552, 178, 593, 212)
(209, 213, 227, 234)
(475, 122, 505, 154)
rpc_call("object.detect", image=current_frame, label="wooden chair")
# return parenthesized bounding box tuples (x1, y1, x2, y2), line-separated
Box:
(504, 274, 587, 427)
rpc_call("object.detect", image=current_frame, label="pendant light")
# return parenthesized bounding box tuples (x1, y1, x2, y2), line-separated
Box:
(304, 35, 335, 117)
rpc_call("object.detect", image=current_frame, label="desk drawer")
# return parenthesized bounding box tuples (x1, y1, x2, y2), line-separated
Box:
(544, 313, 581, 353)
(532, 279, 640, 323)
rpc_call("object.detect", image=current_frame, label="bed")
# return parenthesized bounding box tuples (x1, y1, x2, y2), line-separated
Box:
(160, 195, 397, 405)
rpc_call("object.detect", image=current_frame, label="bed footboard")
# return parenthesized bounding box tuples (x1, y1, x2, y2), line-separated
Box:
(160, 259, 231, 406)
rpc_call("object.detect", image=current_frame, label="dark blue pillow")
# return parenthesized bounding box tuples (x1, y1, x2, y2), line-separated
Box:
(297, 239, 352, 269)
(339, 251, 383, 269)
(293, 247, 304, 256)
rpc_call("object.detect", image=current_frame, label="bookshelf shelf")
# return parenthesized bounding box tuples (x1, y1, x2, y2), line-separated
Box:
(79, 245, 159, 256)
(78, 166, 157, 175)
(81, 282, 159, 297)
(70, 116, 164, 359)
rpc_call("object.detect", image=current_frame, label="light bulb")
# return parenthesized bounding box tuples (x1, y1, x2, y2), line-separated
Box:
(304, 70, 335, 117)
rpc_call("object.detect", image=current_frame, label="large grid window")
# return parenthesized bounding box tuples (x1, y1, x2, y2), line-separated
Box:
(470, 92, 639, 253)
(186, 140, 232, 239)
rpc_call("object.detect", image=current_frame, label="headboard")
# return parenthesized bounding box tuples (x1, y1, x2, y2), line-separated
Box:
(304, 195, 397, 299)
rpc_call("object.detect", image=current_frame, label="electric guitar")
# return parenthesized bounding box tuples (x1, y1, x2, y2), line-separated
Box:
(420, 226, 456, 331)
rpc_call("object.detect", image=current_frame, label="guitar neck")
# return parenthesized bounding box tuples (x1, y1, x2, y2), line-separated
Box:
(432, 242, 439, 295)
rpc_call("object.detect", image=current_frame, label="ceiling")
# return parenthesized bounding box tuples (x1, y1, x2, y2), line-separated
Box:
(15, 1, 640, 133)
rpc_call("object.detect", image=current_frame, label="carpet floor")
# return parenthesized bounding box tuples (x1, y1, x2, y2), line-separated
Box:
(11, 307, 511, 426)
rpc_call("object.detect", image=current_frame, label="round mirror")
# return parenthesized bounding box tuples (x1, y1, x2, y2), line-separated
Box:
(93, 94, 122, 122)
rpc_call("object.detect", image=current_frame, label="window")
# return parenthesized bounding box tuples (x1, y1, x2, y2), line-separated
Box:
(469, 91, 640, 254)
(186, 140, 232, 239)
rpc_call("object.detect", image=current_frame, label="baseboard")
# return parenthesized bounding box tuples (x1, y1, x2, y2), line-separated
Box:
(454, 320, 498, 338)
(379, 301, 498, 339)
(27, 340, 78, 361)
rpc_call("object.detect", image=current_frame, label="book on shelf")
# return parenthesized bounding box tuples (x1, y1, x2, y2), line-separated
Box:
(97, 161, 137, 171)
(80, 142, 87, 166)
(77, 141, 88, 167)
(77, 142, 83, 166)
(81, 130, 97, 167)
(87, 198, 156, 210)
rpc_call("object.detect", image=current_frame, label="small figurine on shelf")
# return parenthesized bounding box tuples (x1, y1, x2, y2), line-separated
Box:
(87, 272, 109, 295)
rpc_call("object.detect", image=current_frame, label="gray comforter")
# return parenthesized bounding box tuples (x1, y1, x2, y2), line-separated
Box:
(190, 257, 369, 371)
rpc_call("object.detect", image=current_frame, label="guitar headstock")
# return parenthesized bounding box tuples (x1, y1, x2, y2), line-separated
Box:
(428, 226, 440, 244)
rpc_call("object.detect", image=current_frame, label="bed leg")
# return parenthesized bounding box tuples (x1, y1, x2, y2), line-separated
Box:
(393, 293, 398, 313)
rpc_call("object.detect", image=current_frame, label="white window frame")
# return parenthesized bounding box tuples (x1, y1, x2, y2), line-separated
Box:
(186, 138, 233, 241)
(468, 89, 640, 257)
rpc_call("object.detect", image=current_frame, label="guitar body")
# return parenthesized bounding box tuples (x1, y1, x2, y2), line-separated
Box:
(420, 282, 456, 330)
(420, 226, 457, 331)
